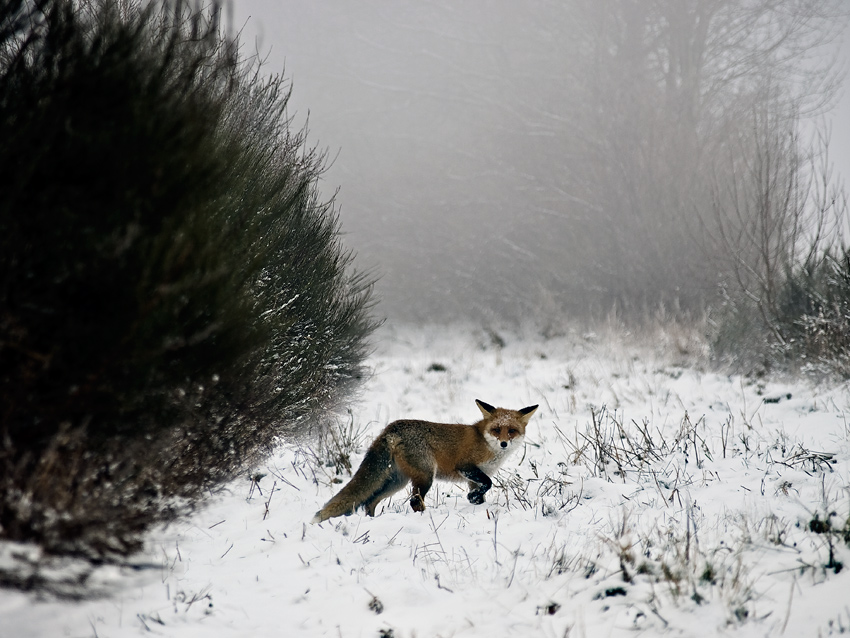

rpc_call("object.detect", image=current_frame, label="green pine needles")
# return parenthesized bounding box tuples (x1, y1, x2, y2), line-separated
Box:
(0, 0, 377, 558)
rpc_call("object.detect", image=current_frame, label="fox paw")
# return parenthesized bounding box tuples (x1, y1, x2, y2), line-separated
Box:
(410, 494, 426, 512)
(467, 491, 486, 505)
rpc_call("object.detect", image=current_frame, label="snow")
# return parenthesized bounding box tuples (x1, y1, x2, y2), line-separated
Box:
(3, 323, 850, 637)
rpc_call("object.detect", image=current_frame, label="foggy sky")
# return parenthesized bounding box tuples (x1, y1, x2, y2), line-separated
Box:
(231, 1, 850, 326)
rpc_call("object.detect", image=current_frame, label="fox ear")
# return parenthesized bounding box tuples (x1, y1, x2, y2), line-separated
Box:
(475, 399, 496, 416)
(518, 404, 538, 424)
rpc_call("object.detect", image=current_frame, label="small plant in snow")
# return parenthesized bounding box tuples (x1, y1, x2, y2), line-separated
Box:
(314, 412, 369, 479)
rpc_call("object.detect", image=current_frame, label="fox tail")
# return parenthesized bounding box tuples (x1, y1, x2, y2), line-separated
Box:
(311, 434, 404, 523)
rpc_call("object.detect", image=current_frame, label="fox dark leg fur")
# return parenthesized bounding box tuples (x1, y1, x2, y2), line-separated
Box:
(459, 466, 493, 505)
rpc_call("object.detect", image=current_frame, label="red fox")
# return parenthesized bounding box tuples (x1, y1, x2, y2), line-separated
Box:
(311, 400, 538, 523)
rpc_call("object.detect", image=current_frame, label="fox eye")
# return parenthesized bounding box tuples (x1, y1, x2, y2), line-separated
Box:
(508, 428, 519, 436)
(491, 428, 501, 436)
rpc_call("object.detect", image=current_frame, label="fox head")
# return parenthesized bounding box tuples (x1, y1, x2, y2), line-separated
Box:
(475, 399, 538, 451)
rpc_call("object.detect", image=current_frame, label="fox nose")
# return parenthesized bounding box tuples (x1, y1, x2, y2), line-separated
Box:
(500, 441, 508, 448)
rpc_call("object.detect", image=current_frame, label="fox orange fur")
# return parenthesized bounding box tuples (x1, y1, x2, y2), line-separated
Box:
(311, 400, 538, 522)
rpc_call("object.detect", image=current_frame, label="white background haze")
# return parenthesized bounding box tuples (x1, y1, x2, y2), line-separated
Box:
(230, 0, 850, 326)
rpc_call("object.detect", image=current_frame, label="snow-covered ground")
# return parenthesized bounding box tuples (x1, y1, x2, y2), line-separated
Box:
(3, 324, 850, 637)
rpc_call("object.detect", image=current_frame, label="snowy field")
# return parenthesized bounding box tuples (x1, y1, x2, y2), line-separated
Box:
(3, 323, 850, 637)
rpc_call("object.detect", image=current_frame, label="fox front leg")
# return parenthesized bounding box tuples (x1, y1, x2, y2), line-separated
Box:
(459, 466, 493, 505)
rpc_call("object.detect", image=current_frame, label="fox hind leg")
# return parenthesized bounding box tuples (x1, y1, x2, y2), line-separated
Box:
(362, 469, 408, 517)
(409, 479, 432, 512)
(395, 457, 435, 513)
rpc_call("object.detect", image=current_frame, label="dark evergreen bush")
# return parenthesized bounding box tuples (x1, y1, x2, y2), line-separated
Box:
(0, 0, 376, 560)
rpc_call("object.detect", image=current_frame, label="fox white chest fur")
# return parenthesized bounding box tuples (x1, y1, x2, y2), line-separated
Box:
(479, 430, 525, 476)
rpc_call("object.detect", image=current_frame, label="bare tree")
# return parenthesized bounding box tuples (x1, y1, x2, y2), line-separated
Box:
(707, 103, 844, 327)
(531, 0, 847, 319)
